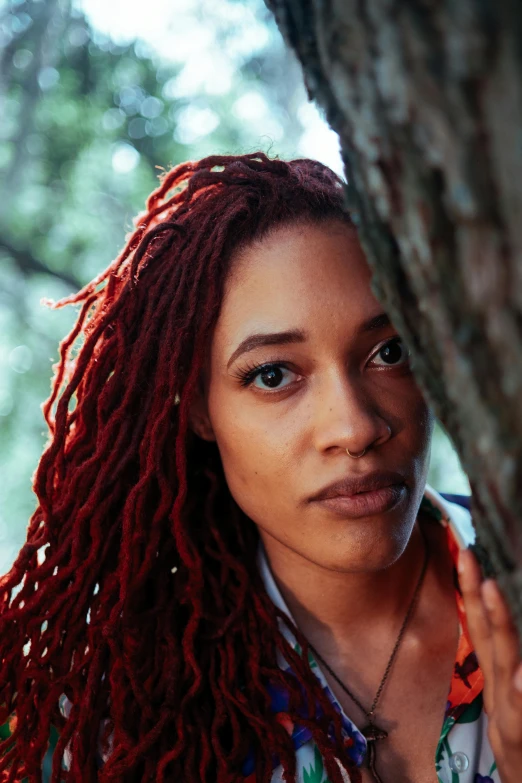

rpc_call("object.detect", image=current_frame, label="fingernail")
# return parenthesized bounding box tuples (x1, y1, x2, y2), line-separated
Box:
(514, 664, 522, 693)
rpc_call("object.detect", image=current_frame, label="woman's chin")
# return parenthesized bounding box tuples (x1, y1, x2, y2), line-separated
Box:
(302, 523, 413, 573)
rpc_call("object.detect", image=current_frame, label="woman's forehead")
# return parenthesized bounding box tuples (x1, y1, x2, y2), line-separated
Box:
(215, 220, 381, 347)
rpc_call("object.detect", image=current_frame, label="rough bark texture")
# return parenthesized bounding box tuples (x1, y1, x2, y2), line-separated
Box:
(266, 0, 522, 628)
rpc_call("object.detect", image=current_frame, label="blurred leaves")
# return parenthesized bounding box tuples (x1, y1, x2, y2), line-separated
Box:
(0, 0, 310, 571)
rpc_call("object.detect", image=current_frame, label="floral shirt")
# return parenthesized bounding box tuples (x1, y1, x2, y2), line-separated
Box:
(247, 483, 499, 783)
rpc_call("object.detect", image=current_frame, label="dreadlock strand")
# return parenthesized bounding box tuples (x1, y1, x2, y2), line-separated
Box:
(0, 153, 360, 782)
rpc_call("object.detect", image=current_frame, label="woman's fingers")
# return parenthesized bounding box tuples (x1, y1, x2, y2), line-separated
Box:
(481, 579, 522, 744)
(458, 548, 495, 711)
(459, 547, 522, 780)
(481, 579, 519, 689)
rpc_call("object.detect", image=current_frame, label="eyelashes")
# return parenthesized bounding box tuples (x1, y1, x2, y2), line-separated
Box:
(232, 337, 411, 391)
(232, 360, 292, 388)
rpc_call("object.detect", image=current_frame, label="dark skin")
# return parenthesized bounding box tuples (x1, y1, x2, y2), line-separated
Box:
(189, 219, 522, 781)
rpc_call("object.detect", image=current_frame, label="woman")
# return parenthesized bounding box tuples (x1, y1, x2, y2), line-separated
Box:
(0, 153, 520, 783)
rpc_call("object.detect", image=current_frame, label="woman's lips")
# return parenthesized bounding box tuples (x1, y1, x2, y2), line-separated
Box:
(314, 483, 406, 519)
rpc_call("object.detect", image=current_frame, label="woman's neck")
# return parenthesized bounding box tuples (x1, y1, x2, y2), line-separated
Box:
(260, 513, 451, 653)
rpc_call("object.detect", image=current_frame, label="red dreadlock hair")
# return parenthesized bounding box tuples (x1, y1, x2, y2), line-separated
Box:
(0, 152, 362, 783)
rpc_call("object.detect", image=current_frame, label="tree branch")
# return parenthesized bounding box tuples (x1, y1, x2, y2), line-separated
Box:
(1, 238, 82, 293)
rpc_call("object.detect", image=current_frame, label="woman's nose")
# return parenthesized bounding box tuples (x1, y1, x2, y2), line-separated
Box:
(312, 373, 392, 456)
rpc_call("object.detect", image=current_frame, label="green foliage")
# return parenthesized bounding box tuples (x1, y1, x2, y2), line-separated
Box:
(0, 0, 307, 573)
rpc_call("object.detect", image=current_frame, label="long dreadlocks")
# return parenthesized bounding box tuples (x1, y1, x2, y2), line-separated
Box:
(0, 152, 361, 783)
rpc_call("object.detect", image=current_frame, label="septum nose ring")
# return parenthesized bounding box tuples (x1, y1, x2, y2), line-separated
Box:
(346, 447, 367, 458)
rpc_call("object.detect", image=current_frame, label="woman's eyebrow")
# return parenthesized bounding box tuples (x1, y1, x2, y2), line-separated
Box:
(227, 330, 306, 369)
(358, 311, 391, 333)
(226, 313, 391, 369)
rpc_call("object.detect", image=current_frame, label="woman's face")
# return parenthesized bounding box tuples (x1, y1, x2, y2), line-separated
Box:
(190, 219, 434, 573)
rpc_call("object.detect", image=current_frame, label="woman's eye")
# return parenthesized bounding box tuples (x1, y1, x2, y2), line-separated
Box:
(242, 363, 297, 390)
(253, 364, 296, 390)
(371, 337, 411, 367)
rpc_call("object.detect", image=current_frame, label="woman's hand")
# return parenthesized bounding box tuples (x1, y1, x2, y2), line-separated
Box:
(459, 547, 522, 783)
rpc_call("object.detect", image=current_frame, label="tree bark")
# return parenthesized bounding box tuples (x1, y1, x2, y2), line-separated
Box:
(265, 0, 522, 628)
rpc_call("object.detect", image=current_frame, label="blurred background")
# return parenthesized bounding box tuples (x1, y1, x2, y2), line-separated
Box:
(0, 0, 470, 576)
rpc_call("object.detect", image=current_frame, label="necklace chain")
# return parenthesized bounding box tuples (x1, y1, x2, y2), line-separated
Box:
(303, 526, 430, 782)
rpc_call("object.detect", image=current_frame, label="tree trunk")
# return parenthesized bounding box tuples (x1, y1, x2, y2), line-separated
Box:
(265, 0, 522, 629)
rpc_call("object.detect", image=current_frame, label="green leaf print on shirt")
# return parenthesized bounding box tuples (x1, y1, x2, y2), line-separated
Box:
(294, 642, 318, 669)
(303, 745, 330, 783)
(443, 736, 460, 783)
(456, 693, 483, 724)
